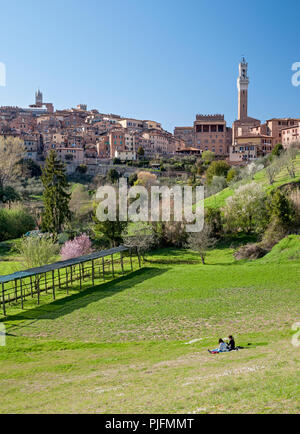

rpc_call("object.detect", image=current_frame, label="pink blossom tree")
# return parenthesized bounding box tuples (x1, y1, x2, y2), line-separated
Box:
(61, 233, 92, 261)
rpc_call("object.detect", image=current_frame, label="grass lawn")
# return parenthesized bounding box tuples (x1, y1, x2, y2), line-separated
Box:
(0, 239, 299, 414)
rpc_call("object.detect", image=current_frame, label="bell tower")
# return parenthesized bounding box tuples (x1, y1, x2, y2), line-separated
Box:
(35, 89, 43, 107)
(237, 57, 249, 120)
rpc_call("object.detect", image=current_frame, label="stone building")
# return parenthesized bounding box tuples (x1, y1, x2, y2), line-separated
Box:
(282, 122, 300, 149)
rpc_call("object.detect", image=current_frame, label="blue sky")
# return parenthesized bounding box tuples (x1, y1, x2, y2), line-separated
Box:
(0, 0, 299, 131)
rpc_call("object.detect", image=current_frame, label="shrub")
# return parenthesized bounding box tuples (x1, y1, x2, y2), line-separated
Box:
(234, 243, 268, 261)
(210, 175, 227, 193)
(15, 236, 59, 269)
(227, 168, 238, 183)
(60, 233, 92, 260)
(206, 161, 231, 184)
(0, 206, 35, 241)
(261, 219, 288, 251)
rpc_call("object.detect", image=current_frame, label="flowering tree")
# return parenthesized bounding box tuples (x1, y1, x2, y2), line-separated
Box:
(223, 182, 268, 234)
(61, 233, 92, 260)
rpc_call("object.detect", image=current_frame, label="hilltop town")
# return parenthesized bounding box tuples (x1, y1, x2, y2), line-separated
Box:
(1, 58, 299, 175)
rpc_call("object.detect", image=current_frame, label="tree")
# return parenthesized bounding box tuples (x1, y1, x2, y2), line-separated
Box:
(137, 146, 145, 159)
(223, 182, 268, 234)
(69, 184, 93, 228)
(0, 186, 20, 208)
(61, 233, 92, 260)
(135, 171, 157, 189)
(280, 148, 298, 179)
(128, 173, 138, 186)
(76, 164, 88, 174)
(268, 190, 295, 227)
(122, 222, 155, 259)
(41, 150, 71, 236)
(266, 163, 279, 185)
(187, 225, 217, 265)
(272, 143, 284, 157)
(227, 168, 238, 183)
(15, 236, 59, 269)
(106, 168, 120, 184)
(206, 161, 230, 184)
(92, 206, 127, 248)
(0, 136, 26, 188)
(205, 207, 223, 238)
(17, 158, 42, 177)
(202, 151, 215, 165)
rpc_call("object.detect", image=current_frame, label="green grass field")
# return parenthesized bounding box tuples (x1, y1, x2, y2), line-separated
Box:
(0, 237, 300, 414)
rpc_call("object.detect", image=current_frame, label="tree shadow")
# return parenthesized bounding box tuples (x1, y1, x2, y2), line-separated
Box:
(4, 267, 169, 325)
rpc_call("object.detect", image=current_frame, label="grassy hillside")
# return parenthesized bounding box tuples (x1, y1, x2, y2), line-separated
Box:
(204, 155, 300, 210)
(259, 235, 300, 263)
(0, 246, 299, 413)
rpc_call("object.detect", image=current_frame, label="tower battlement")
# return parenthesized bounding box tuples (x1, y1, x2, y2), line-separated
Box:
(195, 114, 225, 122)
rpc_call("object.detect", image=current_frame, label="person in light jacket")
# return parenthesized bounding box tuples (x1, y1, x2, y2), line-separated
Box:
(208, 339, 229, 354)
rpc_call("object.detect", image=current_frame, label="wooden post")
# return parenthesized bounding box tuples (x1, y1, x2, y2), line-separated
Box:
(92, 260, 95, 286)
(30, 276, 34, 298)
(45, 273, 48, 294)
(14, 279, 18, 303)
(111, 255, 115, 278)
(70, 266, 73, 284)
(82, 263, 85, 281)
(20, 279, 24, 309)
(120, 252, 124, 275)
(58, 269, 61, 289)
(52, 270, 56, 300)
(2, 283, 6, 316)
(102, 257, 105, 281)
(137, 248, 141, 268)
(36, 275, 40, 305)
(79, 264, 82, 290)
(130, 249, 133, 271)
(66, 268, 69, 295)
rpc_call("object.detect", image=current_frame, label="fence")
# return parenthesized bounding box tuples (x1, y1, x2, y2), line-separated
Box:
(0, 246, 141, 316)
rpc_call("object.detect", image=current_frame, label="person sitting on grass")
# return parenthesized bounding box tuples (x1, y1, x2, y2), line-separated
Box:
(208, 339, 229, 354)
(227, 335, 236, 351)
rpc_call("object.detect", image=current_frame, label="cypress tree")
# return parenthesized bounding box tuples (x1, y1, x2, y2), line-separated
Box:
(41, 150, 71, 236)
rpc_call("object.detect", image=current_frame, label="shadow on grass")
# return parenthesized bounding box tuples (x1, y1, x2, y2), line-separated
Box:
(145, 258, 200, 265)
(3, 267, 169, 325)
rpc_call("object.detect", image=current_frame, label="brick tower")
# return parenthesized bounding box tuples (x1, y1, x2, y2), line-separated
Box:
(35, 89, 43, 107)
(237, 57, 249, 121)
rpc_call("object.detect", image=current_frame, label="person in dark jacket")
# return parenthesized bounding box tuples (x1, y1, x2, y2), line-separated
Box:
(227, 335, 236, 351)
